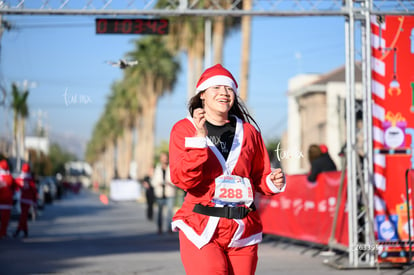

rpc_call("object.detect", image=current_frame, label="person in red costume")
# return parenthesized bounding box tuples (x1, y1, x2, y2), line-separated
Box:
(169, 64, 286, 275)
(14, 163, 37, 238)
(0, 159, 16, 239)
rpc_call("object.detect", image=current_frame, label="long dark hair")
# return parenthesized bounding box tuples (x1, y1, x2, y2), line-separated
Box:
(188, 92, 261, 131)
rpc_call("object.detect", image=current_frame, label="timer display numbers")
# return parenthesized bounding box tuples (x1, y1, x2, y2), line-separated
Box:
(96, 18, 169, 35)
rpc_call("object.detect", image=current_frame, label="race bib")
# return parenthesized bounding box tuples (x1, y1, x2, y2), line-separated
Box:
(213, 175, 253, 206)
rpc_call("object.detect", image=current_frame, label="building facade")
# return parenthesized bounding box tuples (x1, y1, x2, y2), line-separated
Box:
(282, 65, 362, 175)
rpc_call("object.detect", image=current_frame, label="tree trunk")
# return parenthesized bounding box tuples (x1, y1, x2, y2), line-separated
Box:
(195, 31, 204, 82)
(102, 148, 109, 187)
(92, 161, 104, 190)
(141, 92, 157, 179)
(240, 0, 252, 102)
(12, 112, 19, 170)
(187, 49, 196, 100)
(135, 115, 145, 179)
(186, 30, 205, 102)
(104, 142, 115, 185)
(18, 118, 26, 166)
(123, 126, 133, 179)
(116, 134, 125, 179)
(213, 16, 225, 64)
(136, 81, 152, 180)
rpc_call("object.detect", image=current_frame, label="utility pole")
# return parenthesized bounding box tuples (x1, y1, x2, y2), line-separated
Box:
(0, 15, 12, 158)
(0, 15, 11, 62)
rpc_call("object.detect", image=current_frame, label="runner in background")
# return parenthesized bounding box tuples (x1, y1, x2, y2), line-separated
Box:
(14, 163, 37, 238)
(0, 159, 16, 239)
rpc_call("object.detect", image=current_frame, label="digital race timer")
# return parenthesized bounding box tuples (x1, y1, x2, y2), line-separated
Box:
(96, 18, 169, 35)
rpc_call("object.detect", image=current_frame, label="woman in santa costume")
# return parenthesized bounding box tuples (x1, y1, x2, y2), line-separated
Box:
(0, 159, 16, 239)
(14, 163, 37, 238)
(169, 64, 286, 275)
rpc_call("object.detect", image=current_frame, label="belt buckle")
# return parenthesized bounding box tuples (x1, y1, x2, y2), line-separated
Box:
(227, 206, 242, 219)
(223, 206, 250, 219)
(234, 208, 244, 219)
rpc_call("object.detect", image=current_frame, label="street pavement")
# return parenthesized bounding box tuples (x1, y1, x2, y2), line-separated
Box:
(0, 189, 409, 275)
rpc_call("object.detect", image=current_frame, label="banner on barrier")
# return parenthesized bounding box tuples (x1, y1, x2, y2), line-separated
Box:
(257, 171, 348, 247)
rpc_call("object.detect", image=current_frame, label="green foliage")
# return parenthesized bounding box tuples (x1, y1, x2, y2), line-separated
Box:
(10, 83, 30, 147)
(86, 34, 180, 172)
(29, 143, 77, 176)
(266, 139, 280, 152)
(28, 149, 52, 176)
(11, 83, 29, 119)
(48, 143, 78, 175)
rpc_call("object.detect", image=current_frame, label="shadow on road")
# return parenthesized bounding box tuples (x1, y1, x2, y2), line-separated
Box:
(0, 189, 182, 274)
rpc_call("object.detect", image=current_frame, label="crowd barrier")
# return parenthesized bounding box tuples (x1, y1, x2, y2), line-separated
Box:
(109, 179, 142, 202)
(257, 171, 348, 248)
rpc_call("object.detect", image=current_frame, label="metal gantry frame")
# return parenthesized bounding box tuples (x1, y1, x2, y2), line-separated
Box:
(1, 0, 414, 269)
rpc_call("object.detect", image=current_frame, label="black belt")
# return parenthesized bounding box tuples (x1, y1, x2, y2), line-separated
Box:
(193, 203, 256, 219)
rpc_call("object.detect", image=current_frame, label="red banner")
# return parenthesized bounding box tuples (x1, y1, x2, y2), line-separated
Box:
(257, 171, 348, 247)
(371, 15, 414, 264)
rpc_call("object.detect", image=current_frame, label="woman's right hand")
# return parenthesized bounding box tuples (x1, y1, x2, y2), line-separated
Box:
(193, 108, 207, 137)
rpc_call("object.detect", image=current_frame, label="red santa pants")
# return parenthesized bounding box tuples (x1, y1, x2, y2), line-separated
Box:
(17, 203, 30, 232)
(179, 230, 258, 275)
(0, 208, 11, 237)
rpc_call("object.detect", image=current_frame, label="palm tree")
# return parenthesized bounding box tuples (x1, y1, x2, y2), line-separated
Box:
(105, 89, 128, 180)
(126, 36, 180, 178)
(85, 77, 140, 183)
(212, 1, 242, 64)
(110, 81, 139, 179)
(86, 1, 251, 183)
(156, 0, 206, 99)
(85, 119, 108, 188)
(87, 91, 123, 185)
(11, 83, 29, 171)
(122, 75, 143, 180)
(157, 0, 243, 100)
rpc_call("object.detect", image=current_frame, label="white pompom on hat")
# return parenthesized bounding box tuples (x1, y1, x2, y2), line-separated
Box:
(195, 64, 238, 94)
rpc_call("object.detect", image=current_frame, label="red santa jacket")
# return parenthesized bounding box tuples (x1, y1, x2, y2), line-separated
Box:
(0, 168, 15, 208)
(16, 172, 37, 206)
(169, 116, 286, 249)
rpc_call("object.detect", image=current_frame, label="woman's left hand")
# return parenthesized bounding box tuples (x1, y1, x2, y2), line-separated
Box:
(270, 168, 285, 189)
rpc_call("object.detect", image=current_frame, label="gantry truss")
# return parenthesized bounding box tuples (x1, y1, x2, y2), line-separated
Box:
(0, 0, 413, 16)
(1, 0, 414, 270)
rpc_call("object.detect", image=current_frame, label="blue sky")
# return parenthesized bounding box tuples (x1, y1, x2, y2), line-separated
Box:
(0, 14, 345, 158)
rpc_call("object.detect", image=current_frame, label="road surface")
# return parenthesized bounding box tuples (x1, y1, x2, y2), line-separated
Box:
(0, 189, 407, 274)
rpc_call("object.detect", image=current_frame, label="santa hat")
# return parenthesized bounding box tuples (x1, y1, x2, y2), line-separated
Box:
(22, 163, 31, 173)
(319, 144, 328, 154)
(0, 160, 9, 171)
(195, 64, 238, 94)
